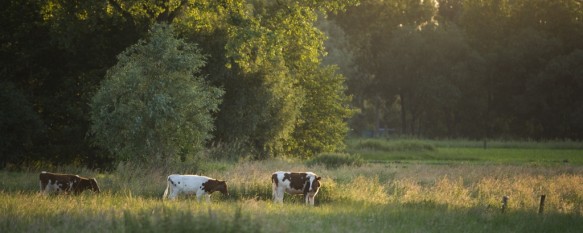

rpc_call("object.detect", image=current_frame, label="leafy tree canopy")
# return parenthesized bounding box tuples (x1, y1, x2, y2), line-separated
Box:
(90, 24, 223, 162)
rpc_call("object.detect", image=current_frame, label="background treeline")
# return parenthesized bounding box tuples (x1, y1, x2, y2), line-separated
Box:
(1, 0, 356, 167)
(327, 0, 583, 140)
(1, 0, 582, 168)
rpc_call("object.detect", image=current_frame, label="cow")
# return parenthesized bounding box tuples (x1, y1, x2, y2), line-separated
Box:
(271, 171, 321, 206)
(163, 174, 228, 202)
(39, 171, 100, 195)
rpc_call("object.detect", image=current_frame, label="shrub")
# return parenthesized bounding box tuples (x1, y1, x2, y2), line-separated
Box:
(90, 24, 223, 163)
(306, 153, 363, 169)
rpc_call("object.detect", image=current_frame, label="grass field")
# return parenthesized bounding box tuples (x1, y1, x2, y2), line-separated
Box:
(1, 139, 583, 232)
(348, 138, 583, 165)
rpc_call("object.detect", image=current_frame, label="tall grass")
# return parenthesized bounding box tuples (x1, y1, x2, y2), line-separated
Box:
(2, 155, 583, 232)
(348, 139, 436, 152)
(306, 153, 364, 169)
(347, 138, 583, 164)
(347, 137, 583, 150)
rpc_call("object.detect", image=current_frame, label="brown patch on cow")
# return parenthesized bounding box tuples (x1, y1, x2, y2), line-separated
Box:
(202, 179, 229, 195)
(283, 172, 309, 191)
(39, 171, 100, 194)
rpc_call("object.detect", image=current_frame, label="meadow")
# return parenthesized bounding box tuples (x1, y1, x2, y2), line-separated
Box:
(1, 139, 583, 232)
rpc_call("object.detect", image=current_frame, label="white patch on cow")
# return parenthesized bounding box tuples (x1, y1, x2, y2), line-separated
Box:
(42, 179, 62, 194)
(163, 175, 212, 202)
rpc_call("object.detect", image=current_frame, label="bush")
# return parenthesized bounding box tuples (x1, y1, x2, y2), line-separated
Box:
(90, 24, 223, 163)
(306, 153, 364, 169)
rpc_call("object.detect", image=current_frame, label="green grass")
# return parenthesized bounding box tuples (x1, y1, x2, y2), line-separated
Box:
(2, 139, 583, 232)
(348, 138, 583, 165)
(1, 192, 582, 233)
(358, 148, 583, 165)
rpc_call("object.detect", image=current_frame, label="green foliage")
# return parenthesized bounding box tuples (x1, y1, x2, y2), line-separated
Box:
(90, 24, 223, 163)
(306, 153, 364, 169)
(0, 82, 45, 166)
(287, 66, 355, 157)
(2, 0, 358, 165)
(209, 0, 356, 158)
(206, 140, 253, 161)
(527, 49, 583, 139)
(332, 0, 583, 140)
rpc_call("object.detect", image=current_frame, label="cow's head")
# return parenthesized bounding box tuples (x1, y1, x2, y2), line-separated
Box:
(89, 178, 100, 193)
(304, 175, 321, 195)
(217, 180, 229, 195)
(311, 176, 321, 193)
(204, 179, 229, 196)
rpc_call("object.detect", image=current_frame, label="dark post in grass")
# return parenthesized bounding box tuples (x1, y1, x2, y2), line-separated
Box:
(501, 196, 509, 213)
(538, 195, 546, 214)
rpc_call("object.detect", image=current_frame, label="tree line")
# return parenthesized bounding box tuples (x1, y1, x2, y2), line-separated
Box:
(1, 0, 356, 167)
(327, 0, 583, 140)
(1, 0, 582, 167)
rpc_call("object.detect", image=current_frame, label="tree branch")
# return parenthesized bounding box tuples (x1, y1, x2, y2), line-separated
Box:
(107, 0, 134, 23)
(156, 0, 190, 24)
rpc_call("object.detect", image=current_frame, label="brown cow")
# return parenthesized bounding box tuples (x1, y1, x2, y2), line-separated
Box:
(39, 171, 100, 195)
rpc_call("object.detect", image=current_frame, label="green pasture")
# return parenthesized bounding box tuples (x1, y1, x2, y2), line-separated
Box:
(348, 138, 583, 165)
(2, 139, 583, 232)
(1, 192, 581, 233)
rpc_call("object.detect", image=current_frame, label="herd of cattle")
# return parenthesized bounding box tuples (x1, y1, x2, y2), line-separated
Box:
(39, 171, 322, 205)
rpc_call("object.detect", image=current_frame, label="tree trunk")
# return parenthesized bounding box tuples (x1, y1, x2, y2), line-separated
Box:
(400, 93, 407, 135)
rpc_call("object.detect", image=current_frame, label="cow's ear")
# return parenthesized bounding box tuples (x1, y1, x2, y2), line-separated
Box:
(316, 176, 321, 181)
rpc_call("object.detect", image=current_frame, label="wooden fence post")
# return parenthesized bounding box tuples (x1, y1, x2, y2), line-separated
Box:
(538, 195, 546, 214)
(501, 196, 509, 213)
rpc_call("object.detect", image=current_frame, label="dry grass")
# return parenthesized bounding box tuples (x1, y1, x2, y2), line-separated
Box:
(2, 157, 583, 232)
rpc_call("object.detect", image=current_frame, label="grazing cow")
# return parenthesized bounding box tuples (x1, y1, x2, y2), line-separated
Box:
(163, 174, 228, 202)
(39, 171, 100, 195)
(272, 171, 321, 205)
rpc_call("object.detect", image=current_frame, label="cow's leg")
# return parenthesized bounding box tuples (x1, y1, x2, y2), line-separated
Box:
(42, 180, 56, 195)
(272, 182, 277, 201)
(274, 188, 284, 204)
(196, 190, 206, 202)
(168, 189, 179, 200)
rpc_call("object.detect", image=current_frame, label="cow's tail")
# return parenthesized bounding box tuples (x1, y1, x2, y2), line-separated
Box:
(163, 176, 173, 199)
(271, 173, 278, 201)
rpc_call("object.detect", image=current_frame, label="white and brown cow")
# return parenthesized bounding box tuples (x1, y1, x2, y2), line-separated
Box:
(163, 174, 228, 202)
(272, 171, 321, 205)
(39, 171, 100, 195)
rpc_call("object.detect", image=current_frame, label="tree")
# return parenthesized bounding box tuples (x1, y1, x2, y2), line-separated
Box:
(331, 0, 440, 136)
(185, 0, 356, 158)
(527, 50, 583, 139)
(0, 82, 45, 167)
(377, 23, 479, 137)
(287, 66, 354, 157)
(90, 24, 223, 162)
